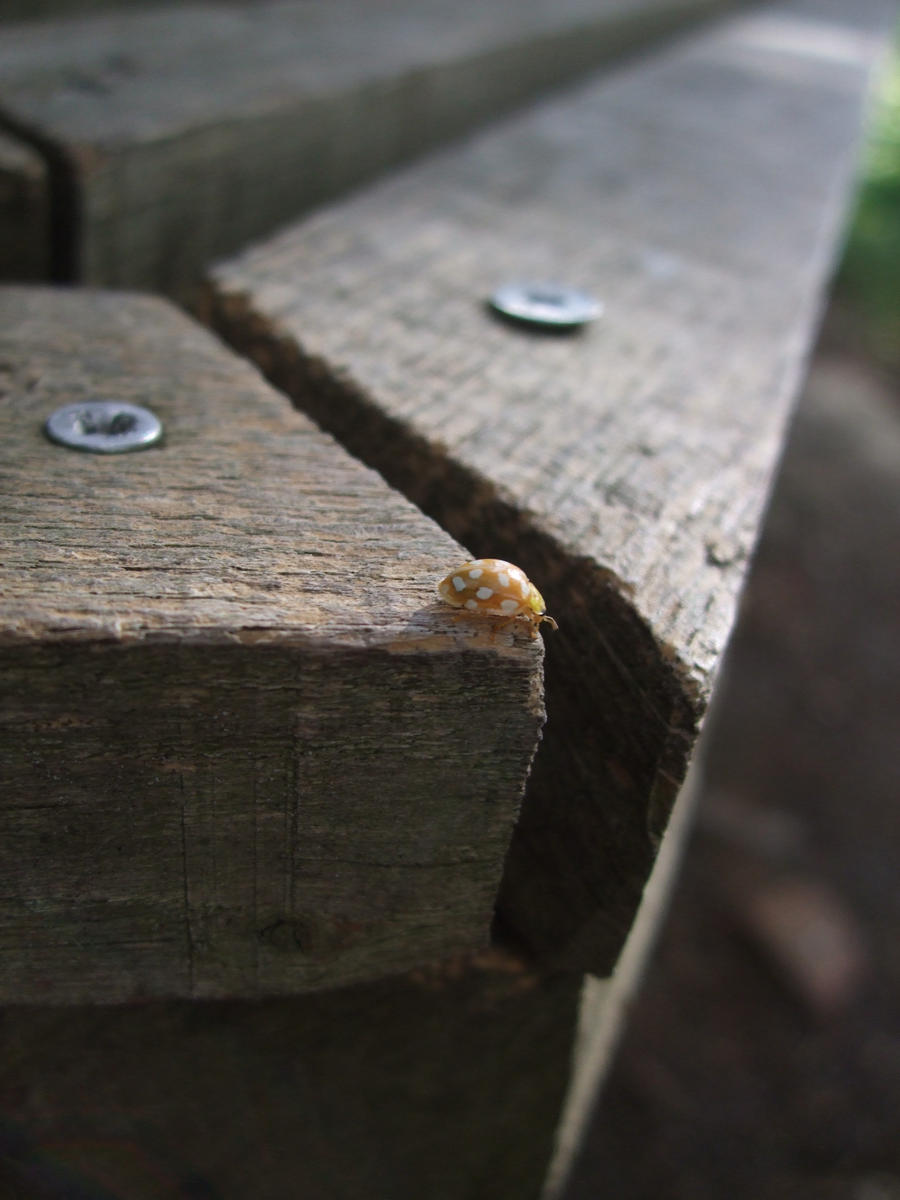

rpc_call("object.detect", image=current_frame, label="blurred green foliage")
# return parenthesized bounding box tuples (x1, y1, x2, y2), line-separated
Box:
(836, 28, 900, 369)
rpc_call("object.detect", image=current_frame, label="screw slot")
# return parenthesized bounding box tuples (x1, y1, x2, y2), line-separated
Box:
(489, 282, 602, 331)
(44, 401, 163, 454)
(74, 408, 139, 437)
(526, 289, 567, 307)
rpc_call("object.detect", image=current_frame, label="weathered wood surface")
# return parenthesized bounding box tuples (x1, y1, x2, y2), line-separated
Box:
(0, 951, 581, 1200)
(0, 129, 49, 280)
(0, 0, 735, 294)
(0, 286, 545, 1004)
(205, 0, 895, 977)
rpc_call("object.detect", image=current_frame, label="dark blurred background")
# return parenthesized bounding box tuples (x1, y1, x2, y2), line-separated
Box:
(565, 27, 900, 1200)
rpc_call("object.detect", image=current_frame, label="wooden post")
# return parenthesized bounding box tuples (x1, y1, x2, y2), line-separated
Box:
(203, 0, 893, 980)
(0, 0, 734, 294)
(0, 286, 545, 1004)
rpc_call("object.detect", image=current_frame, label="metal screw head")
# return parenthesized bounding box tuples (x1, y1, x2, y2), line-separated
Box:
(489, 283, 602, 330)
(44, 401, 163, 454)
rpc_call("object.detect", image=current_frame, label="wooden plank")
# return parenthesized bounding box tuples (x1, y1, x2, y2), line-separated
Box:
(0, 129, 49, 280)
(0, 0, 736, 294)
(204, 0, 894, 978)
(0, 285, 545, 1004)
(0, 951, 582, 1200)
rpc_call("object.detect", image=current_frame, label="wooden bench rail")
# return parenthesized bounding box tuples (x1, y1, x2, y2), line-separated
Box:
(0, 286, 545, 1004)
(0, 0, 736, 294)
(205, 0, 894, 978)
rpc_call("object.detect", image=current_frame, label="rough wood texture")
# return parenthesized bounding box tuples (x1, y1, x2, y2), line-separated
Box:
(0, 286, 545, 1004)
(205, 0, 894, 976)
(0, 951, 581, 1200)
(0, 129, 49, 280)
(0, 0, 734, 293)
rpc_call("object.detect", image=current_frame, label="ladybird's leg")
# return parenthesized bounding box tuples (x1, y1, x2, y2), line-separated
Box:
(487, 614, 522, 641)
(442, 606, 483, 632)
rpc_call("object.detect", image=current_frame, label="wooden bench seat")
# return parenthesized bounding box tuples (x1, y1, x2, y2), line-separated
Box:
(0, 0, 729, 295)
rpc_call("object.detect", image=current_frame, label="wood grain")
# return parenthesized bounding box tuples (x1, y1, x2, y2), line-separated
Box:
(0, 285, 545, 1004)
(205, 0, 894, 975)
(0, 0, 734, 293)
(0, 129, 49, 281)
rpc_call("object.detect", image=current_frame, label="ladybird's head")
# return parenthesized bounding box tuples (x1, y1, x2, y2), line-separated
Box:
(527, 583, 558, 631)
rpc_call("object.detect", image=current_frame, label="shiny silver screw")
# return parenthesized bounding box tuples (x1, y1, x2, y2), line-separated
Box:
(44, 401, 163, 454)
(489, 283, 602, 330)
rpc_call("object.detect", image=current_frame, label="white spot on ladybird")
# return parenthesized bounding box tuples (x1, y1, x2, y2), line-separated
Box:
(476, 586, 493, 600)
(500, 598, 519, 614)
(497, 571, 510, 588)
(519, 579, 529, 599)
(452, 575, 466, 592)
(468, 567, 483, 579)
(465, 598, 479, 610)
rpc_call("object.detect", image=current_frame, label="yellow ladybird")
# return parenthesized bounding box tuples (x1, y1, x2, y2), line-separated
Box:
(437, 558, 558, 633)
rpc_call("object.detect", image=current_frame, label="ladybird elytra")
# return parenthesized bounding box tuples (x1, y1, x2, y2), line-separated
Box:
(437, 558, 558, 633)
